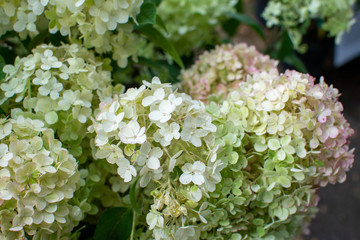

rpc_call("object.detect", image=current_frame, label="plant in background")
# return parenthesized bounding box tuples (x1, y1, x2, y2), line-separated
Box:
(180, 43, 279, 101)
(0, 43, 124, 156)
(263, 0, 356, 51)
(0, 116, 81, 239)
(157, 0, 238, 55)
(0, 0, 144, 67)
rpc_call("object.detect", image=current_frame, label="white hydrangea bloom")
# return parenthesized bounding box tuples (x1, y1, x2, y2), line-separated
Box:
(117, 158, 137, 182)
(146, 209, 164, 230)
(91, 77, 221, 237)
(119, 120, 146, 144)
(156, 122, 180, 146)
(137, 142, 163, 170)
(0, 0, 144, 67)
(0, 117, 81, 239)
(0, 143, 13, 167)
(0, 43, 122, 157)
(179, 161, 206, 185)
(181, 116, 213, 147)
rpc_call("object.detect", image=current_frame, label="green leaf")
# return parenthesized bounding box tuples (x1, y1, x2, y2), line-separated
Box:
(130, 176, 141, 214)
(277, 30, 293, 61)
(94, 207, 133, 240)
(0, 55, 5, 80)
(222, 0, 244, 36)
(137, 25, 184, 68)
(145, 0, 161, 6)
(222, 18, 241, 37)
(137, 57, 180, 83)
(156, 15, 167, 33)
(284, 54, 308, 73)
(136, 2, 157, 25)
(225, 12, 265, 40)
(235, 0, 244, 13)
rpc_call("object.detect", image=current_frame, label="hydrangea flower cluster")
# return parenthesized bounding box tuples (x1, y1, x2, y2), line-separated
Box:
(180, 43, 279, 101)
(0, 0, 143, 67)
(0, 116, 80, 239)
(90, 77, 226, 238)
(263, 0, 355, 49)
(0, 43, 123, 156)
(198, 69, 354, 238)
(157, 0, 238, 55)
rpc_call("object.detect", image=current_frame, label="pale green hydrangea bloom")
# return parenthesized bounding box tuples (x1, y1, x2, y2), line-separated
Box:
(180, 43, 279, 101)
(90, 77, 223, 239)
(157, 0, 238, 55)
(0, 116, 80, 239)
(198, 69, 353, 239)
(0, 0, 143, 67)
(262, 0, 356, 49)
(0, 43, 124, 156)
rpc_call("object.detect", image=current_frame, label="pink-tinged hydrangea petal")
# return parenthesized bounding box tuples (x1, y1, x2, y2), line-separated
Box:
(180, 43, 279, 101)
(328, 126, 339, 138)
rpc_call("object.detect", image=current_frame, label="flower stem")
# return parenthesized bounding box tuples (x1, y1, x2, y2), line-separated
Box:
(130, 209, 136, 240)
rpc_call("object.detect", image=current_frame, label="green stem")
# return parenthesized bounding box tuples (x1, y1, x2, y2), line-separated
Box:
(130, 210, 136, 240)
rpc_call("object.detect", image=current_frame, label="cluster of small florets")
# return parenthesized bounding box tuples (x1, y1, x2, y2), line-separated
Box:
(236, 70, 354, 186)
(262, 0, 355, 49)
(0, 43, 123, 156)
(180, 43, 279, 101)
(0, 116, 80, 239)
(197, 69, 354, 239)
(157, 0, 237, 55)
(0, 0, 143, 67)
(90, 77, 224, 238)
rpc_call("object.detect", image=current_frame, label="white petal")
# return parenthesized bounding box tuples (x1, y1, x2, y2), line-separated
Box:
(193, 161, 206, 173)
(191, 136, 202, 147)
(160, 114, 171, 123)
(142, 96, 155, 107)
(149, 111, 162, 121)
(146, 213, 157, 230)
(192, 174, 205, 185)
(159, 100, 174, 114)
(147, 156, 160, 169)
(154, 88, 165, 100)
(179, 173, 192, 185)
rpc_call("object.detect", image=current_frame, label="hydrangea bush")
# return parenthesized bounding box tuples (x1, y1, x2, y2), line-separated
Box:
(0, 0, 356, 239)
(0, 43, 124, 156)
(263, 0, 356, 49)
(0, 0, 143, 67)
(0, 116, 80, 239)
(180, 43, 279, 101)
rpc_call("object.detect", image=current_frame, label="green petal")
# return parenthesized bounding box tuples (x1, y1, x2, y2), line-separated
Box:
(268, 139, 280, 150)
